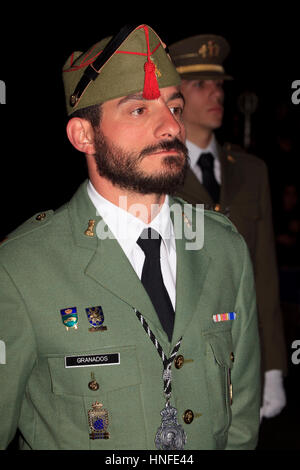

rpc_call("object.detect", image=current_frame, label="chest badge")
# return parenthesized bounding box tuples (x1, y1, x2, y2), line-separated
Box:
(60, 307, 78, 330)
(88, 401, 110, 440)
(86, 306, 107, 332)
(213, 312, 237, 323)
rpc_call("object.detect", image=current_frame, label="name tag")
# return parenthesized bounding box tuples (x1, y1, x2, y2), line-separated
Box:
(65, 353, 120, 368)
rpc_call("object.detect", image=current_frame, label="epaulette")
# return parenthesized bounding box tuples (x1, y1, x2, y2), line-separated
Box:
(1, 210, 54, 246)
(223, 141, 246, 154)
(203, 209, 238, 233)
(171, 196, 238, 233)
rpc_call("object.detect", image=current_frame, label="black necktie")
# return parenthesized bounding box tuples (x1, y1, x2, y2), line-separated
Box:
(197, 152, 220, 203)
(137, 228, 174, 341)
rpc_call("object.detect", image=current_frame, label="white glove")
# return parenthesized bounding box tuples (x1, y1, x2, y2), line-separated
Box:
(260, 369, 286, 420)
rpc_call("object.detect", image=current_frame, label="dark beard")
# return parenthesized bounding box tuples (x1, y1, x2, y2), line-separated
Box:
(92, 128, 189, 195)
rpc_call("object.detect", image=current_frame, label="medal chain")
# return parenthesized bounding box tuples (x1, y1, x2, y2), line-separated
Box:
(134, 309, 182, 398)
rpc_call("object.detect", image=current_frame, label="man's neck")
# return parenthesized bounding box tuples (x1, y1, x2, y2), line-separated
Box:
(185, 123, 213, 149)
(90, 175, 166, 224)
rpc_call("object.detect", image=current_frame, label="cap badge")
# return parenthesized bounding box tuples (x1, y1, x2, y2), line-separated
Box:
(198, 40, 220, 58)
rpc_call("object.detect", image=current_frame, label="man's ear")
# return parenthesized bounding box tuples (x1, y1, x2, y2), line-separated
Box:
(66, 118, 95, 154)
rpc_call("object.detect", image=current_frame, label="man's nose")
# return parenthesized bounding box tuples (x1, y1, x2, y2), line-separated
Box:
(154, 105, 183, 140)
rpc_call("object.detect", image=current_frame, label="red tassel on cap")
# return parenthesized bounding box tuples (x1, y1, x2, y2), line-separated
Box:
(142, 26, 161, 100)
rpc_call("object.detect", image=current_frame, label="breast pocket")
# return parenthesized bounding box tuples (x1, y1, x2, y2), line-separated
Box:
(203, 328, 234, 439)
(47, 345, 146, 449)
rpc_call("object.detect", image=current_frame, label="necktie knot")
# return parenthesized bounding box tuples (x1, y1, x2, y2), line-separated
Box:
(197, 152, 214, 171)
(137, 228, 161, 259)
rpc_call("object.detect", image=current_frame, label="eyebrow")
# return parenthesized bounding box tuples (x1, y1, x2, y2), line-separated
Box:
(117, 91, 185, 106)
(167, 91, 185, 105)
(117, 93, 144, 106)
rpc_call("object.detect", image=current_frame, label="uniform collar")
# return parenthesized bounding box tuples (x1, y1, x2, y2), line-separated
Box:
(186, 133, 219, 170)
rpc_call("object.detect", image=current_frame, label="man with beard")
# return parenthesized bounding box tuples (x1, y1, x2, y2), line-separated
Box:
(0, 25, 260, 450)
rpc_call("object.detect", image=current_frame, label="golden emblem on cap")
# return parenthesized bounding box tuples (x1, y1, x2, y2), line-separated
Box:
(70, 94, 79, 107)
(85, 219, 95, 237)
(36, 212, 46, 221)
(198, 40, 220, 59)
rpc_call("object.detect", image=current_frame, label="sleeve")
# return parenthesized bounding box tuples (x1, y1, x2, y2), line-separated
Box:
(254, 163, 287, 374)
(226, 238, 261, 450)
(0, 263, 37, 449)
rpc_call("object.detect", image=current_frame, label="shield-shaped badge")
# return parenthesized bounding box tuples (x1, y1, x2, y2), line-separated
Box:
(60, 307, 78, 330)
(85, 306, 107, 332)
(88, 401, 110, 439)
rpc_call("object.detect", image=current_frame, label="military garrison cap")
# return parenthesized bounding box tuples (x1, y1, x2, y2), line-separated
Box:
(62, 24, 181, 115)
(169, 34, 232, 81)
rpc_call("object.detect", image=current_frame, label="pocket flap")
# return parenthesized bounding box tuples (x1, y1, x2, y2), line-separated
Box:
(204, 332, 234, 368)
(47, 345, 141, 397)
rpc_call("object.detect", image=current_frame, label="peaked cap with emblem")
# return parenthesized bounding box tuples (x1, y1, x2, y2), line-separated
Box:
(63, 24, 181, 116)
(169, 34, 233, 81)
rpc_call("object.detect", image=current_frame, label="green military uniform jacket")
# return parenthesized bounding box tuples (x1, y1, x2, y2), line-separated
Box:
(0, 181, 260, 450)
(176, 143, 287, 376)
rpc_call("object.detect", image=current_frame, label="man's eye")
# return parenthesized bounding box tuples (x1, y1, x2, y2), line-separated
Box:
(131, 107, 146, 116)
(170, 106, 183, 117)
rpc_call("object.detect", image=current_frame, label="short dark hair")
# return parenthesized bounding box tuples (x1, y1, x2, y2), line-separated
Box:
(69, 103, 102, 129)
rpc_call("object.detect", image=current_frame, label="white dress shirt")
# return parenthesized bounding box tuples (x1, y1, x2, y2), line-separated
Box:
(186, 134, 221, 184)
(87, 181, 177, 310)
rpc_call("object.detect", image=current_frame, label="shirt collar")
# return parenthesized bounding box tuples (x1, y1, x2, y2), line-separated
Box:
(86, 181, 175, 256)
(186, 133, 219, 169)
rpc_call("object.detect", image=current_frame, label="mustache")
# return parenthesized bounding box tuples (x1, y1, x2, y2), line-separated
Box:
(139, 138, 188, 159)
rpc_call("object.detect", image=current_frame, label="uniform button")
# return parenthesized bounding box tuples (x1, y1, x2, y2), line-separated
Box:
(88, 380, 99, 391)
(183, 409, 194, 424)
(36, 212, 46, 221)
(174, 354, 184, 369)
(214, 204, 221, 212)
(88, 373, 99, 391)
(230, 352, 234, 362)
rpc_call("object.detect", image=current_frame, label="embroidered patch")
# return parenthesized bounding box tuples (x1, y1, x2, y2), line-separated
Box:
(213, 312, 236, 323)
(65, 353, 120, 368)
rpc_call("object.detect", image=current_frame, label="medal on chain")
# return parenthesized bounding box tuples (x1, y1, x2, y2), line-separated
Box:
(134, 309, 187, 450)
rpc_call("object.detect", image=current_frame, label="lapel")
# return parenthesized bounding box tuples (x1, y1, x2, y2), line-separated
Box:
(218, 143, 244, 206)
(68, 180, 168, 343)
(178, 167, 213, 205)
(169, 197, 211, 346)
(178, 143, 245, 211)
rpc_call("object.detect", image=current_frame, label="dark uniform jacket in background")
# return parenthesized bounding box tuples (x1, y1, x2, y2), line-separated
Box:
(176, 143, 287, 376)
